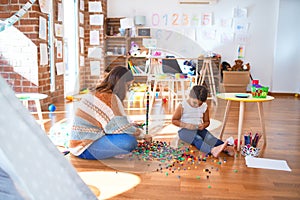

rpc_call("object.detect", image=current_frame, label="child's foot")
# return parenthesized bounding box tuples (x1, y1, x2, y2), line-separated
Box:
(211, 141, 228, 158)
(223, 146, 235, 156)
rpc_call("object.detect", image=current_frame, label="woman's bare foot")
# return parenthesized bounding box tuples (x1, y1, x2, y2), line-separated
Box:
(211, 141, 228, 158)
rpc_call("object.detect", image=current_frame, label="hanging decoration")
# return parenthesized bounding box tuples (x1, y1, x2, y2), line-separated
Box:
(0, 0, 36, 32)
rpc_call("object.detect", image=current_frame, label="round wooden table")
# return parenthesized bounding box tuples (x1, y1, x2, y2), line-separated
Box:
(217, 93, 275, 150)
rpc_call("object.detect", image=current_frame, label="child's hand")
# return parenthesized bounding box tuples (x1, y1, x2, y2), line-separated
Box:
(198, 124, 206, 130)
(186, 123, 197, 130)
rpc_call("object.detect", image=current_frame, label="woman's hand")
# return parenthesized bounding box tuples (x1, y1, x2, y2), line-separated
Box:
(133, 128, 152, 142)
(134, 122, 145, 128)
(133, 128, 144, 137)
(143, 134, 152, 143)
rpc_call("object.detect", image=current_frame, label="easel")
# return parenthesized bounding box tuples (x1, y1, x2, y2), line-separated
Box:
(198, 58, 218, 105)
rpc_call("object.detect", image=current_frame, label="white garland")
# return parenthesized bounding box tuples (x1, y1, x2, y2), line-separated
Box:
(0, 0, 36, 32)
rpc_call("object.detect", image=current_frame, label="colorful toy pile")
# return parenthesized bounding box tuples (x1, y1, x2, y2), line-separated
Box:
(251, 80, 269, 98)
(131, 141, 226, 173)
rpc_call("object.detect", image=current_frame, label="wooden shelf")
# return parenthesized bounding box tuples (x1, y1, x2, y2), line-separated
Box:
(105, 35, 128, 39)
(105, 55, 127, 58)
(130, 36, 151, 39)
(105, 17, 151, 71)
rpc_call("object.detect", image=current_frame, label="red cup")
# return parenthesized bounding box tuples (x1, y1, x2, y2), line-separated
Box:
(252, 80, 259, 85)
(234, 139, 242, 146)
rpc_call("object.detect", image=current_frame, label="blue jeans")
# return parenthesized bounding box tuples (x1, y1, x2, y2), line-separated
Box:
(178, 128, 224, 154)
(0, 166, 24, 200)
(78, 134, 137, 160)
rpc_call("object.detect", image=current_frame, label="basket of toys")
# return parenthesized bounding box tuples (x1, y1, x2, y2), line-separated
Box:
(251, 80, 269, 98)
(241, 144, 260, 157)
(241, 132, 261, 157)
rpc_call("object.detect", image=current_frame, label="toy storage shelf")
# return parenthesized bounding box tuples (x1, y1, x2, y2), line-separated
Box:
(104, 36, 129, 70)
(105, 17, 150, 74)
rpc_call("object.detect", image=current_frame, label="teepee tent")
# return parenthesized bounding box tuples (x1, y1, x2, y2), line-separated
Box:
(0, 76, 97, 200)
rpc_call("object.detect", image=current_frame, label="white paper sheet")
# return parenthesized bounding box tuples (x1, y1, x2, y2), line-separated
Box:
(80, 56, 85, 66)
(88, 47, 101, 58)
(56, 40, 63, 58)
(39, 16, 47, 40)
(38, 0, 51, 14)
(54, 23, 63, 37)
(79, 12, 84, 24)
(89, 14, 104, 25)
(88, 1, 102, 12)
(80, 0, 84, 11)
(120, 18, 134, 29)
(90, 61, 100, 76)
(40, 43, 48, 65)
(57, 3, 63, 22)
(55, 62, 64, 75)
(233, 7, 247, 18)
(80, 39, 84, 54)
(245, 156, 291, 172)
(79, 27, 84, 38)
(89, 30, 99, 45)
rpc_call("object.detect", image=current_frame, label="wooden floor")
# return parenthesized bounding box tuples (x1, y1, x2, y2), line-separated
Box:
(43, 94, 300, 200)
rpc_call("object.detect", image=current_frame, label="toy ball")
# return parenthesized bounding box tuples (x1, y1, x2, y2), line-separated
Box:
(48, 104, 56, 112)
(66, 95, 74, 101)
(162, 98, 168, 104)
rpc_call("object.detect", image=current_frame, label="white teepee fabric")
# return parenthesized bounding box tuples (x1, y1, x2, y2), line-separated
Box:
(0, 76, 97, 200)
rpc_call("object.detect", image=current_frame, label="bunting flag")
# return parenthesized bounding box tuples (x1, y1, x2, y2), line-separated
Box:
(0, 0, 36, 32)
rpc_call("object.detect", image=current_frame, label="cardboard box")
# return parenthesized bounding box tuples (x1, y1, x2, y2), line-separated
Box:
(220, 83, 248, 93)
(223, 71, 250, 85)
(221, 71, 250, 92)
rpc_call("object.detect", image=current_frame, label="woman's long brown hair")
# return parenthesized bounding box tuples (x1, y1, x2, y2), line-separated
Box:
(95, 66, 134, 101)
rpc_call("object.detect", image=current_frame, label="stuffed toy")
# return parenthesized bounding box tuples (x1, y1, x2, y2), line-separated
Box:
(220, 61, 231, 71)
(222, 60, 250, 71)
(129, 41, 141, 57)
(183, 60, 196, 75)
(243, 63, 251, 71)
(231, 59, 244, 71)
(220, 61, 231, 80)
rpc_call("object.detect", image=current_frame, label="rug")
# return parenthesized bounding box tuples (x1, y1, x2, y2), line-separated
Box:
(78, 171, 140, 200)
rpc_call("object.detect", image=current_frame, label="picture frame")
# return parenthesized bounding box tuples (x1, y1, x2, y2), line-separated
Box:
(137, 28, 151, 37)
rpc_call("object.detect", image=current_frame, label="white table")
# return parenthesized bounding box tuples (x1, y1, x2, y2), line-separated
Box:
(147, 75, 193, 113)
(16, 93, 48, 130)
(217, 93, 275, 150)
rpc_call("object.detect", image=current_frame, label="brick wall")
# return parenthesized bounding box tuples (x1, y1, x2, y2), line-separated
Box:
(51, 0, 64, 103)
(0, 0, 63, 111)
(0, 0, 107, 110)
(79, 0, 106, 90)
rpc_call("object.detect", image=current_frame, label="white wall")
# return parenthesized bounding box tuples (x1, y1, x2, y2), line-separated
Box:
(272, 0, 300, 93)
(108, 0, 299, 93)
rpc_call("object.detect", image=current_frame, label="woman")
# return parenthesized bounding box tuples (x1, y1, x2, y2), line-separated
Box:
(69, 66, 151, 160)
